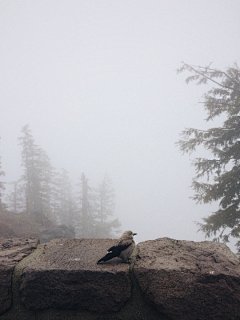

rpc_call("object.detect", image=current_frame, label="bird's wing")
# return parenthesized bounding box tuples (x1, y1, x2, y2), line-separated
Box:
(97, 238, 133, 264)
(107, 243, 131, 255)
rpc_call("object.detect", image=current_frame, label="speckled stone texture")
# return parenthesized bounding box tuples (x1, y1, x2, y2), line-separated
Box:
(134, 238, 240, 320)
(0, 237, 39, 315)
(20, 238, 132, 313)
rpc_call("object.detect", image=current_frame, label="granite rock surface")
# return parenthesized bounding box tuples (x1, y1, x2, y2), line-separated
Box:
(0, 237, 39, 315)
(134, 237, 240, 320)
(20, 238, 132, 313)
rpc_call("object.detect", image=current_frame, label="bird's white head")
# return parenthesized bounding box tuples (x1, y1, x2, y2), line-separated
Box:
(121, 230, 137, 239)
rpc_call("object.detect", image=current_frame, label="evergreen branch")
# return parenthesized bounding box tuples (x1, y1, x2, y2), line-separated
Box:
(179, 62, 240, 93)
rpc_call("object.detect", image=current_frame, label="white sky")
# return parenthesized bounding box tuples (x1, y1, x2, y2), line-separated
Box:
(0, 1, 240, 248)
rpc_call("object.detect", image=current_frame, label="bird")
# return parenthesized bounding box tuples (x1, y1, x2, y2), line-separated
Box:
(97, 230, 137, 264)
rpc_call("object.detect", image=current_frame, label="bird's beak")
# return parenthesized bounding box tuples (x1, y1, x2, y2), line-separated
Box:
(133, 233, 137, 236)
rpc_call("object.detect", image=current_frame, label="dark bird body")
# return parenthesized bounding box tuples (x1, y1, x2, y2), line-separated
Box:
(97, 230, 137, 264)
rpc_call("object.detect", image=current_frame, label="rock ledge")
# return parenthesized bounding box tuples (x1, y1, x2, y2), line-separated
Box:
(134, 238, 240, 320)
(20, 238, 132, 313)
(1, 237, 240, 320)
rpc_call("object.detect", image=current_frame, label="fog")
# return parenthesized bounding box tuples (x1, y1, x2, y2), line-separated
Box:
(0, 1, 240, 246)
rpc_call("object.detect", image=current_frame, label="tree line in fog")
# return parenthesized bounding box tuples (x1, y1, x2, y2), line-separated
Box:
(0, 125, 121, 238)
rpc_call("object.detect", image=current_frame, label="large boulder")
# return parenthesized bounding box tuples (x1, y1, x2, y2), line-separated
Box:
(20, 238, 132, 313)
(0, 237, 39, 315)
(134, 237, 240, 320)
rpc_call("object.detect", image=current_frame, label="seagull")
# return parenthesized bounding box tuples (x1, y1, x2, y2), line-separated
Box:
(97, 230, 137, 264)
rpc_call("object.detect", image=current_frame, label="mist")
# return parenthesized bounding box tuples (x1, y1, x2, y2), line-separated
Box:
(0, 1, 240, 247)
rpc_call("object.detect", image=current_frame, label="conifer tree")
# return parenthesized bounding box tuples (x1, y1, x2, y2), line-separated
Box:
(18, 125, 40, 214)
(37, 148, 54, 219)
(18, 125, 54, 218)
(6, 179, 25, 213)
(93, 174, 121, 238)
(52, 168, 77, 227)
(177, 62, 240, 253)
(78, 173, 121, 239)
(79, 173, 94, 238)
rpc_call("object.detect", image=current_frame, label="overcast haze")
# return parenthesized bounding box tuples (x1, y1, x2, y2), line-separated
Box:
(1, 1, 240, 246)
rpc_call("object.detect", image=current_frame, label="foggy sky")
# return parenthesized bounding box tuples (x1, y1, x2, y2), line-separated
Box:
(1, 1, 240, 248)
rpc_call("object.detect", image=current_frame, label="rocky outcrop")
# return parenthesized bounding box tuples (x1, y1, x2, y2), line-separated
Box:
(134, 238, 240, 320)
(1, 237, 240, 320)
(20, 238, 132, 313)
(0, 237, 39, 315)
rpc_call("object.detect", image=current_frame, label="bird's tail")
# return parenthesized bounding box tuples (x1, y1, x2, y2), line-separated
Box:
(97, 251, 117, 264)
